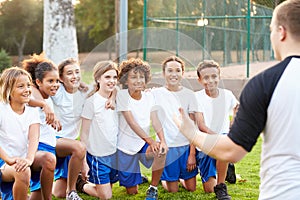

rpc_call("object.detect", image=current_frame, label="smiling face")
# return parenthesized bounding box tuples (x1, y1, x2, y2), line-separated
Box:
(10, 74, 32, 106)
(98, 69, 118, 98)
(198, 67, 220, 94)
(163, 60, 183, 90)
(60, 64, 81, 93)
(126, 69, 146, 93)
(36, 70, 60, 98)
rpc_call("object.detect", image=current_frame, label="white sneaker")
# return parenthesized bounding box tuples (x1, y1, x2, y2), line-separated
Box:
(66, 190, 82, 200)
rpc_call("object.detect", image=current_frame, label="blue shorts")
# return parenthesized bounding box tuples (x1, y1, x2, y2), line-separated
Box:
(161, 145, 198, 182)
(54, 155, 70, 180)
(117, 143, 153, 187)
(87, 152, 118, 185)
(0, 160, 14, 200)
(197, 151, 216, 183)
(30, 142, 56, 192)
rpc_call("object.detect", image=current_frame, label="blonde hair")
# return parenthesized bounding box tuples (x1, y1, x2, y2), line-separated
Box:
(162, 56, 185, 72)
(0, 67, 32, 103)
(88, 61, 118, 97)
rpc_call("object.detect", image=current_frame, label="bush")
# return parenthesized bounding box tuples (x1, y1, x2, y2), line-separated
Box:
(0, 49, 12, 73)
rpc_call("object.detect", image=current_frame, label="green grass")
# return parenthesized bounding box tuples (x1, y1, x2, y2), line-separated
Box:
(53, 136, 262, 200)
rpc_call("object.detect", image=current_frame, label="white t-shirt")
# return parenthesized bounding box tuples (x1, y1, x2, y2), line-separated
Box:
(117, 89, 155, 155)
(195, 88, 238, 134)
(151, 87, 198, 147)
(39, 97, 56, 147)
(51, 84, 88, 139)
(81, 92, 118, 157)
(0, 103, 40, 158)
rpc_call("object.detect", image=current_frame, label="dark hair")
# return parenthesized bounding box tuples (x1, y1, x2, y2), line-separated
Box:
(118, 58, 151, 89)
(58, 58, 79, 78)
(196, 60, 220, 78)
(162, 56, 185, 72)
(22, 53, 57, 87)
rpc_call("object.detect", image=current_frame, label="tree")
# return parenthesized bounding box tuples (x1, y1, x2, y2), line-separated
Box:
(0, 0, 43, 63)
(43, 0, 78, 64)
(75, 0, 143, 48)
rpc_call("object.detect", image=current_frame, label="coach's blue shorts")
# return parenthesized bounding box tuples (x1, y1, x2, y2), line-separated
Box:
(118, 143, 153, 187)
(161, 145, 198, 182)
(0, 159, 13, 200)
(87, 152, 118, 185)
(30, 142, 56, 192)
(197, 151, 216, 183)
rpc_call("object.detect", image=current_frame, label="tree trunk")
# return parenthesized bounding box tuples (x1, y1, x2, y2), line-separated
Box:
(43, 0, 78, 65)
(13, 34, 26, 65)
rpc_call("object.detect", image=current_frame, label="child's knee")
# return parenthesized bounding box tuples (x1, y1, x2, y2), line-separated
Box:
(15, 167, 31, 185)
(43, 153, 56, 171)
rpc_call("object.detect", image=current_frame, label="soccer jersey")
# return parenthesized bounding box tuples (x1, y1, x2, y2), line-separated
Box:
(195, 88, 238, 134)
(228, 56, 300, 199)
(151, 87, 198, 147)
(0, 103, 40, 158)
(81, 92, 118, 157)
(51, 84, 88, 139)
(116, 89, 155, 155)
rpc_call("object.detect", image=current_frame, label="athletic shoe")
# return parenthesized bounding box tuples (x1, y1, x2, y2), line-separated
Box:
(145, 186, 158, 200)
(226, 163, 236, 184)
(66, 190, 82, 200)
(214, 183, 231, 200)
(76, 173, 87, 194)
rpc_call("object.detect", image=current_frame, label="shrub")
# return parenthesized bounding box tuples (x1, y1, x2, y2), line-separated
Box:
(0, 49, 12, 73)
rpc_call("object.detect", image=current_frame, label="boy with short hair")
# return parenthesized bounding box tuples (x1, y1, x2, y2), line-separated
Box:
(195, 60, 239, 200)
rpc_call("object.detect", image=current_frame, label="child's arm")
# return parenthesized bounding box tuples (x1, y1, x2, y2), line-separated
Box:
(194, 112, 216, 134)
(122, 111, 160, 153)
(14, 123, 40, 172)
(79, 117, 91, 179)
(0, 147, 16, 166)
(151, 110, 168, 155)
(28, 87, 55, 125)
(187, 113, 197, 172)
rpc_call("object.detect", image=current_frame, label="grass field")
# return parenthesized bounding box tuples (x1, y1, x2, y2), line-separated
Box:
(53, 136, 262, 200)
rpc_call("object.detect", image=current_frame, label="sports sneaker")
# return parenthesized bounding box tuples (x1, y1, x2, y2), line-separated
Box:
(214, 183, 231, 200)
(145, 186, 158, 200)
(76, 173, 87, 194)
(226, 163, 236, 184)
(66, 190, 82, 200)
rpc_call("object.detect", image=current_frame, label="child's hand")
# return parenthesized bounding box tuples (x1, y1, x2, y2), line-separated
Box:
(81, 161, 90, 181)
(51, 117, 62, 132)
(186, 154, 197, 172)
(14, 158, 31, 172)
(105, 99, 116, 110)
(158, 142, 168, 157)
(78, 82, 89, 93)
(149, 140, 160, 155)
(42, 103, 55, 125)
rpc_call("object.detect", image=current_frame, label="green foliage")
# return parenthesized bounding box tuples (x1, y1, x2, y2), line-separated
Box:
(0, 0, 43, 55)
(75, 0, 143, 44)
(0, 48, 11, 73)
